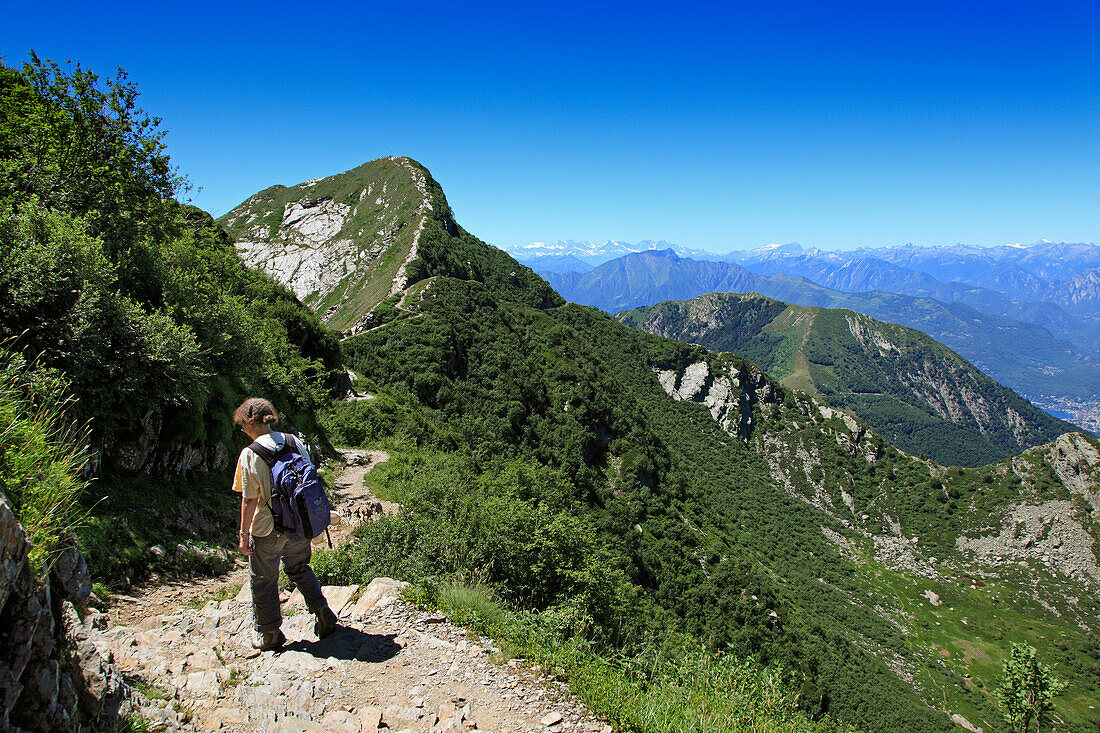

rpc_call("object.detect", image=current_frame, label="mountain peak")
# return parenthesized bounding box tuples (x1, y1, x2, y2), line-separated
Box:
(219, 156, 561, 333)
(753, 241, 804, 255)
(219, 156, 436, 330)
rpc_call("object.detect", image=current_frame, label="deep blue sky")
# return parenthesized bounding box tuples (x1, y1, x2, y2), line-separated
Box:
(4, 0, 1097, 251)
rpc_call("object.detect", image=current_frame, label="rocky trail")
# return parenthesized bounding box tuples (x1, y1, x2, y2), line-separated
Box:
(88, 450, 608, 733)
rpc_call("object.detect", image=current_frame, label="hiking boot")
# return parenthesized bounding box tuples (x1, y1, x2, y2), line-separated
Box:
(251, 629, 286, 651)
(314, 607, 338, 639)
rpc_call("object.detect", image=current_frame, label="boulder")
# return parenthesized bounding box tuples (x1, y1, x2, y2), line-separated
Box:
(951, 713, 983, 733)
(50, 544, 92, 602)
(350, 578, 409, 616)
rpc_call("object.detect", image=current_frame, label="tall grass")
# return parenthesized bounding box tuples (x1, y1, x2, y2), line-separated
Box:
(0, 346, 89, 569)
(417, 580, 859, 733)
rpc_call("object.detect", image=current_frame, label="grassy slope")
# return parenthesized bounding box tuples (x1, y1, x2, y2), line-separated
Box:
(218, 158, 425, 330)
(756, 276, 1100, 405)
(620, 292, 1076, 467)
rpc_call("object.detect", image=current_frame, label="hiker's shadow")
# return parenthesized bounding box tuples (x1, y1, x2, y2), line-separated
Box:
(282, 624, 402, 663)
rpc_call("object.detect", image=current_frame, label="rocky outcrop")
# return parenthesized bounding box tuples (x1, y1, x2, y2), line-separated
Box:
(102, 408, 230, 477)
(220, 157, 437, 332)
(0, 493, 135, 731)
(654, 358, 779, 439)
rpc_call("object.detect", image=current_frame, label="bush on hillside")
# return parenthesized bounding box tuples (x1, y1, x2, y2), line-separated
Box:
(0, 55, 341, 460)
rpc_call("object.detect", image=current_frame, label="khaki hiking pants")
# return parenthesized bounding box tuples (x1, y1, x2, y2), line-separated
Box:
(249, 531, 328, 633)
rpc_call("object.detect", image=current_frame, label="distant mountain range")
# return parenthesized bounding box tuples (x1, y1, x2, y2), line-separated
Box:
(725, 241, 1100, 328)
(501, 239, 718, 266)
(512, 238, 1100, 329)
(539, 249, 1100, 427)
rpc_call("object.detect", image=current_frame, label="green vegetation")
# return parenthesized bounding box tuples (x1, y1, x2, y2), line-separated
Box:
(318, 260, 1097, 729)
(415, 579, 857, 733)
(997, 644, 1067, 732)
(0, 55, 341, 585)
(0, 346, 87, 568)
(318, 277, 955, 732)
(0, 53, 340, 448)
(620, 293, 1075, 466)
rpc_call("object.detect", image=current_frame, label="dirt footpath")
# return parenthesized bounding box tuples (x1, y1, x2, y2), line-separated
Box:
(90, 450, 609, 732)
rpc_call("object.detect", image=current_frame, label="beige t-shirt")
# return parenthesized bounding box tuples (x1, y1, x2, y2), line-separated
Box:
(232, 432, 309, 537)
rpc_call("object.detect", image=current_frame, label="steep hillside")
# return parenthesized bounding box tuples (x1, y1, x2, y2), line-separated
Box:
(619, 293, 1075, 466)
(227, 166, 1098, 731)
(541, 249, 1100, 422)
(219, 157, 560, 332)
(332, 275, 1099, 732)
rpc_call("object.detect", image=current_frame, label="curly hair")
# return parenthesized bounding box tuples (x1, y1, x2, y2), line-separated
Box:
(232, 397, 278, 427)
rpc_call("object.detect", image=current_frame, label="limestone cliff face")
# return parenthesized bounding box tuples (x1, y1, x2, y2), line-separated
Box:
(219, 157, 435, 333)
(654, 357, 779, 439)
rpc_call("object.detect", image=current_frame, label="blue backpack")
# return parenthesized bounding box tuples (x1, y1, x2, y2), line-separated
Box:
(248, 434, 332, 540)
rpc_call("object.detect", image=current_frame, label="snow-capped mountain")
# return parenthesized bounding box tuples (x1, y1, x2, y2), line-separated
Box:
(500, 239, 718, 266)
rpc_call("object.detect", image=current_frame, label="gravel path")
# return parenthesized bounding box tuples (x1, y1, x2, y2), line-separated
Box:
(88, 450, 608, 732)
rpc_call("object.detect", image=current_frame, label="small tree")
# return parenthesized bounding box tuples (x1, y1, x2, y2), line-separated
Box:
(996, 643, 1067, 732)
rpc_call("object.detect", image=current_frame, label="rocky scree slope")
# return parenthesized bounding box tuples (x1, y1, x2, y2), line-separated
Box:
(620, 292, 1075, 466)
(220, 157, 560, 334)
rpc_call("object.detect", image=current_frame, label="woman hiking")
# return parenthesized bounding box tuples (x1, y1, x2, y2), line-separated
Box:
(232, 397, 338, 650)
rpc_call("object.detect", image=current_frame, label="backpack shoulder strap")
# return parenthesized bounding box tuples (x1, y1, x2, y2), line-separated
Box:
(247, 438, 290, 468)
(284, 433, 311, 462)
(247, 439, 276, 467)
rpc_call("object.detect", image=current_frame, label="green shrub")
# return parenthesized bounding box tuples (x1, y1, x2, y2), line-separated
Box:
(409, 579, 857, 733)
(318, 393, 435, 448)
(0, 56, 341, 465)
